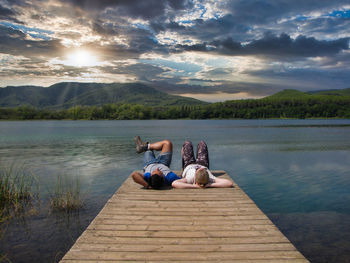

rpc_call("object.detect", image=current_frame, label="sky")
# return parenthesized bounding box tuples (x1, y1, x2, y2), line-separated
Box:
(0, 0, 349, 101)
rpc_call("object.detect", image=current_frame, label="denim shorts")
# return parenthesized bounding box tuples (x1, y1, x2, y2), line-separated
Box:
(143, 150, 172, 168)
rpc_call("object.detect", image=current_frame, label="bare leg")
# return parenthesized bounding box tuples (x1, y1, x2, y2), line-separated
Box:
(149, 140, 173, 153)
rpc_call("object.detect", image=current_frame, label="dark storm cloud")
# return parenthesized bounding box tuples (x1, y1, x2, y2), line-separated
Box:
(88, 20, 170, 59)
(121, 63, 169, 81)
(3, 0, 348, 60)
(151, 14, 251, 42)
(245, 67, 350, 90)
(0, 4, 15, 18)
(222, 0, 350, 25)
(96, 62, 168, 81)
(298, 17, 350, 36)
(60, 0, 193, 19)
(244, 33, 349, 57)
(177, 33, 349, 58)
(0, 4, 22, 23)
(0, 24, 63, 57)
(91, 21, 119, 36)
(150, 1, 350, 43)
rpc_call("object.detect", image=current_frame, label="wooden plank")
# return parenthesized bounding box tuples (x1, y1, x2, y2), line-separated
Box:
(82, 229, 284, 238)
(106, 204, 259, 210)
(71, 243, 298, 252)
(63, 251, 305, 261)
(76, 236, 292, 245)
(87, 224, 278, 231)
(60, 171, 309, 262)
(108, 200, 255, 205)
(91, 219, 274, 226)
(96, 214, 271, 220)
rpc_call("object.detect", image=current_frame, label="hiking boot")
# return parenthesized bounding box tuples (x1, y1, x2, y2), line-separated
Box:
(134, 136, 148, 153)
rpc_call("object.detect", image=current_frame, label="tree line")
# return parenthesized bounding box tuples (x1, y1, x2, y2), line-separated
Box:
(1, 96, 350, 120)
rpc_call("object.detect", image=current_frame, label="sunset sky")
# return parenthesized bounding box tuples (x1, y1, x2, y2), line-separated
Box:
(0, 0, 349, 101)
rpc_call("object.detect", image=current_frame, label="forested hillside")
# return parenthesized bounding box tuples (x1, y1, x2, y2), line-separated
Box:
(0, 88, 349, 119)
(0, 82, 205, 108)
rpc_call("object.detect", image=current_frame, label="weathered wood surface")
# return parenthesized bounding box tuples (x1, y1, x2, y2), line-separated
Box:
(61, 171, 308, 262)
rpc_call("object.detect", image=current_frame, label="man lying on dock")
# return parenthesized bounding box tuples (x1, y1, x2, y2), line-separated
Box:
(131, 136, 181, 189)
(171, 140, 233, 189)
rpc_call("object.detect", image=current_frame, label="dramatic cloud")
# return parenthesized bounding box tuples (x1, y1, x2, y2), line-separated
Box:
(0, 0, 349, 100)
(61, 0, 193, 19)
(0, 4, 22, 23)
(178, 33, 349, 58)
(0, 24, 63, 57)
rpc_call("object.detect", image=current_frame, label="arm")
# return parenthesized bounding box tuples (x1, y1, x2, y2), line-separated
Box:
(165, 172, 181, 185)
(206, 177, 233, 188)
(172, 178, 201, 189)
(131, 171, 150, 188)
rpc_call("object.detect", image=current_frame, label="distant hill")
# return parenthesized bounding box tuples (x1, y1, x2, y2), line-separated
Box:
(306, 88, 350, 96)
(266, 89, 310, 99)
(0, 82, 206, 108)
(265, 88, 350, 100)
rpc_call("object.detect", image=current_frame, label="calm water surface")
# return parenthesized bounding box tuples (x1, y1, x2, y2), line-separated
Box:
(1, 120, 350, 262)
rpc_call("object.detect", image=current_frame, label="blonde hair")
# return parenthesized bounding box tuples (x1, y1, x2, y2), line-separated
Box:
(195, 169, 209, 185)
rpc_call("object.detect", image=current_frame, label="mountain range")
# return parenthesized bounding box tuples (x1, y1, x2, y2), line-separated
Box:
(0, 82, 349, 109)
(0, 82, 205, 108)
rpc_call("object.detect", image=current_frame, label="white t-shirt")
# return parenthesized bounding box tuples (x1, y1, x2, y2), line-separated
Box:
(182, 164, 216, 184)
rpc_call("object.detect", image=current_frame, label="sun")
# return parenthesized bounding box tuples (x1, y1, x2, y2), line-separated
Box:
(65, 50, 99, 67)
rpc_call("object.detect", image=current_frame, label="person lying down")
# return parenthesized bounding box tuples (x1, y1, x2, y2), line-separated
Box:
(171, 140, 233, 189)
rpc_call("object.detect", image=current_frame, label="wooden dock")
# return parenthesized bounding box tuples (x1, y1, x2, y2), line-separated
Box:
(61, 171, 308, 262)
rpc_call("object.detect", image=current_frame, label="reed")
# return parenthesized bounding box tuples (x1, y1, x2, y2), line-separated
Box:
(0, 162, 38, 262)
(49, 174, 84, 212)
(0, 253, 10, 263)
(0, 162, 37, 214)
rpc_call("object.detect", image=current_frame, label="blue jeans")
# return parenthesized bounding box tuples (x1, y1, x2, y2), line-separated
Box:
(143, 150, 172, 168)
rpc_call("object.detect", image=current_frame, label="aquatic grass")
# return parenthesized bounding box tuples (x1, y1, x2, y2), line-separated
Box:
(49, 174, 84, 212)
(0, 253, 10, 263)
(0, 163, 38, 263)
(0, 162, 38, 216)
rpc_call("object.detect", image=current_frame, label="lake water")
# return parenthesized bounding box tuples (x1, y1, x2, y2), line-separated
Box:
(1, 119, 350, 262)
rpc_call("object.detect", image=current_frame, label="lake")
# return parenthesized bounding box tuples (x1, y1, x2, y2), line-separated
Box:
(1, 119, 350, 262)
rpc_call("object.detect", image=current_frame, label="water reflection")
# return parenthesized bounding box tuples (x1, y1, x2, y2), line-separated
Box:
(269, 211, 350, 263)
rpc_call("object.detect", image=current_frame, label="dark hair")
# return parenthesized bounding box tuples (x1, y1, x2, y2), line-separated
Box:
(149, 174, 164, 189)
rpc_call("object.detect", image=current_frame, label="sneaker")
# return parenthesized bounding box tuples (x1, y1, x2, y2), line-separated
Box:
(134, 136, 148, 153)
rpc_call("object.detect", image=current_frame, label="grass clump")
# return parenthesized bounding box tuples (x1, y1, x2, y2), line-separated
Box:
(49, 174, 84, 212)
(0, 162, 38, 263)
(0, 162, 38, 215)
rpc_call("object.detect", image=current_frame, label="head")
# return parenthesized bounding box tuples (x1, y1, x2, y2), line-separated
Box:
(149, 168, 164, 189)
(195, 168, 209, 188)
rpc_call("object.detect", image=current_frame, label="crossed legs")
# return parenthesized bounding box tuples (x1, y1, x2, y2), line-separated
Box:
(149, 140, 173, 153)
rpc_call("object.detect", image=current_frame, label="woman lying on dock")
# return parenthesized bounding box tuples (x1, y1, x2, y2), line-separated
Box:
(131, 136, 181, 189)
(171, 141, 233, 189)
